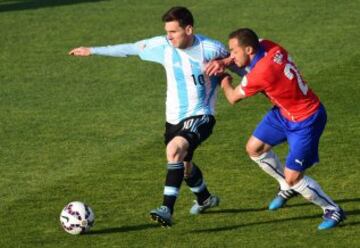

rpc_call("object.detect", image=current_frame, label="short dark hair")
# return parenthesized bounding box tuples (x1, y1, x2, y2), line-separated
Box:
(229, 28, 260, 51)
(162, 6, 194, 28)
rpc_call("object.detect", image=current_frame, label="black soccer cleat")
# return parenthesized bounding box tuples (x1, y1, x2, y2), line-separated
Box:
(150, 205, 172, 227)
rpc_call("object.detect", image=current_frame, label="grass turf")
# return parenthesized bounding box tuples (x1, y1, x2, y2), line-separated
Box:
(0, 0, 359, 247)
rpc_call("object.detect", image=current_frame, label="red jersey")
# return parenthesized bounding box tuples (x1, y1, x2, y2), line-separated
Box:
(239, 40, 320, 121)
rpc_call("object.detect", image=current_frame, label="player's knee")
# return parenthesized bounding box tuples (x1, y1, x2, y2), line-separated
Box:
(246, 136, 272, 158)
(166, 142, 186, 162)
(166, 144, 178, 161)
(285, 175, 302, 187)
(284, 168, 304, 186)
(285, 178, 296, 187)
(246, 142, 262, 157)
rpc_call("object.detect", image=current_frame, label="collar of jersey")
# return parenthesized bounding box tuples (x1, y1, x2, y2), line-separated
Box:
(249, 46, 265, 70)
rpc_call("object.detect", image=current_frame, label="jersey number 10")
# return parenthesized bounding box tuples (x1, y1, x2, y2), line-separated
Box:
(284, 63, 308, 95)
(191, 74, 206, 86)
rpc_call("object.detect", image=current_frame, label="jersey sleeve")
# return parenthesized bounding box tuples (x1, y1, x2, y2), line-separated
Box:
(90, 43, 141, 57)
(202, 38, 229, 61)
(238, 71, 267, 97)
(260, 39, 281, 52)
(90, 36, 166, 65)
(135, 36, 167, 64)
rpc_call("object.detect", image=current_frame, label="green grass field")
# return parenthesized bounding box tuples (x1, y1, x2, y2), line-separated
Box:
(1, 0, 360, 247)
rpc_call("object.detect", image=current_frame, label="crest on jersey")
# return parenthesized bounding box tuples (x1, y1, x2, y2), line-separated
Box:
(139, 43, 147, 51)
(273, 51, 283, 64)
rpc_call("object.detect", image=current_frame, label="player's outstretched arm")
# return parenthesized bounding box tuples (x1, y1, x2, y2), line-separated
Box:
(68, 47, 92, 56)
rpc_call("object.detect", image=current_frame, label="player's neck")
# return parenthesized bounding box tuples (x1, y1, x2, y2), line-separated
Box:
(183, 35, 195, 49)
(248, 47, 265, 69)
(249, 54, 256, 62)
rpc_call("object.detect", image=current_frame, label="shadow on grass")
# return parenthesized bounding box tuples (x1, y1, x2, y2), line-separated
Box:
(85, 223, 159, 235)
(0, 0, 105, 12)
(193, 213, 322, 233)
(205, 197, 360, 215)
(203, 206, 267, 214)
(284, 197, 360, 209)
(341, 209, 360, 227)
(193, 204, 360, 233)
(342, 221, 360, 227)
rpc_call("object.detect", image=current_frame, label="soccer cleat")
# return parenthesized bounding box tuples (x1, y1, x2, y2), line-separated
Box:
(268, 189, 298, 210)
(318, 208, 346, 230)
(190, 195, 220, 215)
(268, 195, 287, 210)
(150, 205, 172, 227)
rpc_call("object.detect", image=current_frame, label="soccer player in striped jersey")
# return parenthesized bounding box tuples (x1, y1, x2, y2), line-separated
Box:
(206, 28, 345, 230)
(69, 7, 228, 227)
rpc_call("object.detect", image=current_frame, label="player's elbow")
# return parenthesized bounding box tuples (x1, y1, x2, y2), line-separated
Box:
(227, 95, 242, 105)
(228, 98, 237, 105)
(231, 99, 241, 105)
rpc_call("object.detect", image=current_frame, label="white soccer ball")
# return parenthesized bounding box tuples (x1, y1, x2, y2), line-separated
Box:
(59, 201, 95, 235)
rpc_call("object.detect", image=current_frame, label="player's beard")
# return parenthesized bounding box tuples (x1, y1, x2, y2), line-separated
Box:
(177, 36, 194, 49)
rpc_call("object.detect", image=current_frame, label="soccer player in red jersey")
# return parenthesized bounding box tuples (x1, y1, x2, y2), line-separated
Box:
(206, 28, 345, 230)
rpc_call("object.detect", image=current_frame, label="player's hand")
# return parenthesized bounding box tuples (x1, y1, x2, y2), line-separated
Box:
(205, 59, 226, 76)
(68, 47, 91, 56)
(219, 73, 233, 89)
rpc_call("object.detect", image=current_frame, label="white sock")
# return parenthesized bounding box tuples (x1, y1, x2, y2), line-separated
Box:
(291, 176, 339, 211)
(250, 150, 290, 191)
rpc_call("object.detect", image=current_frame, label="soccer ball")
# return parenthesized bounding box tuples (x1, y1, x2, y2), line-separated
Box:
(59, 201, 95, 235)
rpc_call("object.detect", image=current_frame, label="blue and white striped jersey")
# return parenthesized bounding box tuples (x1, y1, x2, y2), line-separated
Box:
(91, 34, 228, 124)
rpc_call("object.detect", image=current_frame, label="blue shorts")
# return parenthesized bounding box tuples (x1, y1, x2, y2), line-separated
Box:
(253, 104, 327, 171)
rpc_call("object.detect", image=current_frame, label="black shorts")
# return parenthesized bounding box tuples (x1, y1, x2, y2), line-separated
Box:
(164, 115, 216, 161)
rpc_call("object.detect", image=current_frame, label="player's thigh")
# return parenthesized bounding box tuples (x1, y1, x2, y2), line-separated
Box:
(252, 110, 287, 148)
(178, 115, 216, 161)
(180, 115, 215, 142)
(164, 122, 181, 146)
(286, 106, 327, 171)
(166, 136, 189, 158)
(164, 115, 215, 161)
(164, 115, 215, 146)
(286, 125, 324, 171)
(164, 121, 188, 161)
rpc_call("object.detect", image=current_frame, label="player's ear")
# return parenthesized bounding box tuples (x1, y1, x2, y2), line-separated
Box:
(245, 46, 254, 55)
(185, 25, 193, 35)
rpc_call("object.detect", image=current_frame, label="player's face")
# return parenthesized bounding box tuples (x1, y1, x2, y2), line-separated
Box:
(165, 21, 193, 49)
(229, 38, 251, 67)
